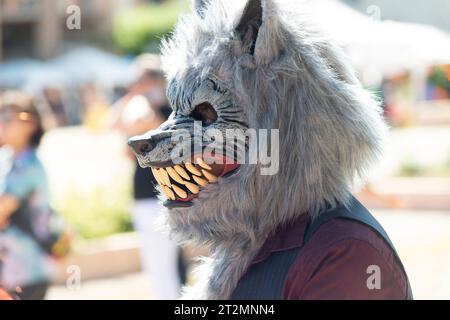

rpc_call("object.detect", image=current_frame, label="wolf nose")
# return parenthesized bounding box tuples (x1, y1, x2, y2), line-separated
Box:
(128, 136, 155, 155)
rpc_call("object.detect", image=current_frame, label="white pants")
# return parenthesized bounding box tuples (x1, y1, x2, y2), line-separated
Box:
(132, 199, 181, 299)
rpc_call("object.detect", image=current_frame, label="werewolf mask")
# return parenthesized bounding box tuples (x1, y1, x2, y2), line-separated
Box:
(129, 0, 387, 299)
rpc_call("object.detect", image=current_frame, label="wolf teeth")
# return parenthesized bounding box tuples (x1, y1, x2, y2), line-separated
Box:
(153, 168, 166, 186)
(201, 169, 217, 182)
(162, 186, 175, 200)
(174, 165, 190, 180)
(184, 181, 200, 194)
(192, 175, 208, 187)
(185, 163, 202, 176)
(172, 185, 188, 199)
(167, 167, 185, 185)
(151, 168, 162, 185)
(158, 168, 171, 186)
(197, 158, 212, 171)
(151, 161, 222, 200)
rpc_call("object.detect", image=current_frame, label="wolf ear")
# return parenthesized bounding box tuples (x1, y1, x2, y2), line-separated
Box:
(193, 0, 209, 18)
(235, 0, 282, 64)
(235, 0, 263, 55)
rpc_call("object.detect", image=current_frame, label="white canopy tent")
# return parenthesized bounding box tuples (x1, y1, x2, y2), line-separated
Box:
(0, 47, 135, 91)
(303, 0, 450, 81)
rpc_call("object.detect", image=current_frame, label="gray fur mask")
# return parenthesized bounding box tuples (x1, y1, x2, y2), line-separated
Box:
(128, 0, 387, 299)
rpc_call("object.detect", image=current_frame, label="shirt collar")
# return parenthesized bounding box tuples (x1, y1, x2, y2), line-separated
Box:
(251, 213, 310, 265)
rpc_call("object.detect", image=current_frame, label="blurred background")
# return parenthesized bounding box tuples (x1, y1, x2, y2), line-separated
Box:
(0, 0, 449, 300)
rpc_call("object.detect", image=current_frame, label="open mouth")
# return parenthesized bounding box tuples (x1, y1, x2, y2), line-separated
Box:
(150, 156, 239, 208)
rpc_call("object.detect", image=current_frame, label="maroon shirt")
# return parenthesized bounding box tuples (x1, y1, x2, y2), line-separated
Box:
(250, 213, 408, 299)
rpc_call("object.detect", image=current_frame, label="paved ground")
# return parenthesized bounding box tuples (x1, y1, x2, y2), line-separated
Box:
(47, 272, 151, 300)
(47, 208, 450, 300)
(373, 209, 450, 300)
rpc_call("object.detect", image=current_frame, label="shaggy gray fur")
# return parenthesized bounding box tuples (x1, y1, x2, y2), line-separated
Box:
(138, 0, 387, 299)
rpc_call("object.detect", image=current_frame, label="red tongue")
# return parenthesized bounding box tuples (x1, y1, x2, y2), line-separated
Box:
(209, 154, 240, 176)
(176, 196, 194, 202)
(219, 162, 240, 176)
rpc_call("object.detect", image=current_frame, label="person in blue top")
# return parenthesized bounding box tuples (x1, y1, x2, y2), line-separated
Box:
(0, 91, 57, 300)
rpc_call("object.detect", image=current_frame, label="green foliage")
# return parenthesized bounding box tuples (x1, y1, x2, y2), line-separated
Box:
(398, 160, 425, 177)
(398, 156, 450, 177)
(112, 0, 189, 55)
(429, 66, 450, 94)
(54, 185, 134, 239)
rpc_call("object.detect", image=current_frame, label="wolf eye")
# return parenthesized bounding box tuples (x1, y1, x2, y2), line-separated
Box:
(191, 102, 218, 126)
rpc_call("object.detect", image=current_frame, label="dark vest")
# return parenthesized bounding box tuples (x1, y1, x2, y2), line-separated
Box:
(231, 196, 413, 300)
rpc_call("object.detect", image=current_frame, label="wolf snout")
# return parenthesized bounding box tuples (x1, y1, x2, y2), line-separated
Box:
(128, 135, 156, 156)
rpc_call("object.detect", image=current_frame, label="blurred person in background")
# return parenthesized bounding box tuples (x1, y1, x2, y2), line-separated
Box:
(0, 248, 12, 300)
(81, 84, 110, 131)
(0, 91, 67, 300)
(42, 87, 68, 127)
(0, 289, 12, 300)
(110, 54, 185, 299)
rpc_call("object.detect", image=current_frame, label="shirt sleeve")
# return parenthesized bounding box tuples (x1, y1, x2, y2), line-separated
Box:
(3, 163, 43, 202)
(284, 239, 407, 300)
